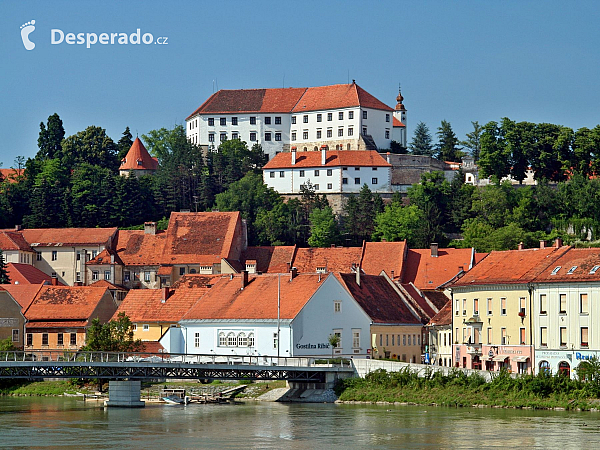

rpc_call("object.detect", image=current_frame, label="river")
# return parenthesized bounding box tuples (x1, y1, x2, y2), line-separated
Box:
(1, 397, 600, 449)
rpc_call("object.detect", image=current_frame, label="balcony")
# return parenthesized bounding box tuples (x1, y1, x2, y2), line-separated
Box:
(466, 344, 482, 355)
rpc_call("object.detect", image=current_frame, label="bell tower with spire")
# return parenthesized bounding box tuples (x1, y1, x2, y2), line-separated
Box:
(392, 85, 407, 147)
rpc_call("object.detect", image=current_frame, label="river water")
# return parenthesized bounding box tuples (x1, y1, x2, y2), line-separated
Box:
(1, 397, 600, 449)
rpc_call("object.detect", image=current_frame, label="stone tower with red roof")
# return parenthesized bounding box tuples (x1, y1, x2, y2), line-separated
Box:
(119, 138, 159, 177)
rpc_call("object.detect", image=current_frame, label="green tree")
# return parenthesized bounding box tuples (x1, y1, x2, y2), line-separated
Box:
(341, 184, 382, 246)
(461, 121, 483, 161)
(435, 120, 463, 162)
(372, 203, 423, 246)
(60, 126, 119, 171)
(117, 126, 134, 161)
(37, 113, 65, 160)
(308, 206, 340, 247)
(407, 172, 450, 246)
(0, 337, 16, 351)
(82, 312, 144, 352)
(408, 122, 434, 156)
(478, 121, 511, 182)
(0, 250, 9, 284)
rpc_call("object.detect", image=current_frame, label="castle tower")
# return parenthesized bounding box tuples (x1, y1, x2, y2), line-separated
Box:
(392, 86, 407, 148)
(119, 138, 159, 177)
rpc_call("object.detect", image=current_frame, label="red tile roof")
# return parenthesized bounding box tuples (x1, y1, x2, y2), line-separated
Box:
(26, 286, 110, 321)
(398, 283, 437, 320)
(0, 231, 33, 251)
(427, 299, 452, 327)
(263, 150, 391, 170)
(453, 247, 570, 286)
(5, 263, 59, 285)
(114, 287, 208, 323)
(292, 83, 392, 112)
(161, 212, 242, 265)
(402, 248, 476, 289)
(336, 273, 421, 324)
(115, 230, 165, 266)
(0, 168, 24, 183)
(89, 279, 128, 290)
(292, 247, 363, 274)
(21, 228, 117, 247)
(422, 290, 451, 312)
(120, 138, 158, 171)
(182, 273, 323, 320)
(140, 341, 166, 354)
(361, 241, 406, 279)
(393, 117, 405, 127)
(241, 246, 296, 273)
(171, 274, 222, 289)
(0, 284, 43, 311)
(533, 247, 600, 282)
(87, 248, 123, 266)
(27, 320, 89, 329)
(187, 88, 307, 118)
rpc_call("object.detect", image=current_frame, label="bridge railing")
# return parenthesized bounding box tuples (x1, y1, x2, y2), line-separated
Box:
(0, 350, 352, 368)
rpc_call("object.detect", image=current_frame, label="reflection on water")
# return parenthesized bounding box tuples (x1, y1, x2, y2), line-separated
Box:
(1, 397, 600, 449)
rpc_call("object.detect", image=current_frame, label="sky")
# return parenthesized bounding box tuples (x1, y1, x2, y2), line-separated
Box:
(1, 0, 600, 167)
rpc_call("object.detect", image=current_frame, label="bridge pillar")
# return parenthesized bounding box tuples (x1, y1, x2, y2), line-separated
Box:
(104, 381, 145, 408)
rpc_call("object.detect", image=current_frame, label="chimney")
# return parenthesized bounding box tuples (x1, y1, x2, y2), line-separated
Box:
(518, 242, 524, 251)
(144, 222, 157, 235)
(286, 262, 291, 272)
(14, 224, 22, 231)
(241, 270, 248, 289)
(458, 266, 464, 273)
(290, 267, 298, 280)
(386, 152, 391, 164)
(355, 268, 361, 286)
(554, 237, 563, 248)
(539, 240, 546, 249)
(51, 274, 59, 286)
(74, 281, 83, 287)
(321, 147, 326, 165)
(110, 253, 115, 264)
(161, 287, 170, 303)
(391, 270, 395, 279)
(291, 147, 296, 165)
(430, 243, 438, 258)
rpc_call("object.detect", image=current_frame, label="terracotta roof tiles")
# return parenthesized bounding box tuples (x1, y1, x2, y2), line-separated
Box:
(361, 241, 406, 279)
(21, 228, 117, 247)
(533, 247, 600, 282)
(263, 150, 391, 170)
(26, 286, 110, 321)
(0, 284, 44, 311)
(428, 299, 452, 327)
(120, 138, 159, 171)
(393, 117, 405, 127)
(240, 246, 295, 273)
(116, 230, 165, 266)
(5, 263, 59, 285)
(171, 274, 222, 289)
(0, 168, 24, 183)
(402, 248, 476, 290)
(292, 83, 392, 112)
(292, 247, 363, 274)
(0, 231, 33, 251)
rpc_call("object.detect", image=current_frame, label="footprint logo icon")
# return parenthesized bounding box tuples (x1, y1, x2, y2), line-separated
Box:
(20, 20, 36, 50)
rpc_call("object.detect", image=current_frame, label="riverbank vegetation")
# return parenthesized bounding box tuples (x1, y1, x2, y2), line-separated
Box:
(335, 368, 600, 411)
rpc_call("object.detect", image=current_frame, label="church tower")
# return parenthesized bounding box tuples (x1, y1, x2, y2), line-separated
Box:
(392, 86, 407, 148)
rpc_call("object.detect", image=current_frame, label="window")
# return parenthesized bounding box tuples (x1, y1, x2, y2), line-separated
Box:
(265, 132, 272, 141)
(57, 333, 63, 346)
(380, 334, 383, 347)
(363, 111, 367, 119)
(238, 332, 247, 347)
(132, 324, 137, 331)
(232, 132, 238, 140)
(291, 132, 296, 141)
(316, 130, 322, 139)
(473, 298, 479, 315)
(179, 267, 185, 276)
(501, 328, 507, 345)
(12, 329, 19, 343)
(273, 332, 278, 349)
(299, 170, 305, 177)
(327, 183, 332, 189)
(567, 265, 578, 274)
(371, 177, 378, 185)
(386, 114, 390, 122)
(303, 115, 308, 123)
(36, 252, 42, 261)
(354, 178, 360, 185)
(194, 332, 200, 348)
(501, 298, 507, 315)
(92, 271, 99, 281)
(487, 328, 492, 345)
(551, 266, 561, 275)
(560, 327, 567, 347)
(275, 133, 282, 141)
(581, 327, 589, 348)
(385, 130, 390, 139)
(26, 333, 32, 346)
(77, 251, 81, 261)
(144, 271, 151, 282)
(70, 333, 76, 346)
(334, 301, 341, 313)
(342, 178, 348, 184)
(590, 265, 600, 274)
(334, 331, 342, 348)
(143, 324, 149, 331)
(228, 332, 237, 347)
(104, 271, 111, 281)
(339, 112, 344, 120)
(250, 117, 256, 125)
(314, 184, 319, 190)
(208, 133, 215, 142)
(580, 293, 589, 314)
(455, 299, 460, 316)
(327, 113, 332, 121)
(487, 298, 493, 315)
(392, 335, 395, 346)
(348, 127, 353, 136)
(462, 298, 467, 315)
(219, 117, 226, 126)
(327, 129, 332, 138)
(279, 171, 284, 178)
(42, 333, 49, 346)
(220, 133, 227, 142)
(316, 114, 322, 122)
(520, 328, 526, 345)
(52, 251, 57, 261)
(326, 169, 332, 176)
(314, 169, 320, 176)
(208, 118, 214, 126)
(560, 293, 567, 313)
(291, 116, 296, 124)
(250, 132, 257, 141)
(540, 294, 547, 314)
(264, 116, 271, 125)
(349, 111, 354, 119)
(275, 116, 281, 125)
(386, 334, 389, 346)
(248, 333, 255, 347)
(519, 297, 526, 315)
(219, 332, 226, 347)
(338, 128, 343, 137)
(303, 131, 308, 140)
(232, 117, 238, 125)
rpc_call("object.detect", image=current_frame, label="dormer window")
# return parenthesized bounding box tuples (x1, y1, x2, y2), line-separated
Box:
(137, 159, 142, 166)
(567, 266, 578, 274)
(316, 266, 327, 273)
(551, 266, 561, 275)
(590, 265, 600, 274)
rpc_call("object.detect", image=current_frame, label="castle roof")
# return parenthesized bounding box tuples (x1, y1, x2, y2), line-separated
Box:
(120, 138, 158, 171)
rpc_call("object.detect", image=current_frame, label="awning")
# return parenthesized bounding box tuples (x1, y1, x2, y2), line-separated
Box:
(492, 355, 508, 362)
(512, 356, 530, 363)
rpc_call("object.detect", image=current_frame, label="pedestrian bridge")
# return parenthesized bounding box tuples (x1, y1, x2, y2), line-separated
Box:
(0, 351, 355, 384)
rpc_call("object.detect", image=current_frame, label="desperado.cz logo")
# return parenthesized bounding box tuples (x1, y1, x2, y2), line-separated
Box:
(20, 19, 168, 50)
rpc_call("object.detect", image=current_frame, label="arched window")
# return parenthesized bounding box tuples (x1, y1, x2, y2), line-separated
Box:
(219, 332, 226, 347)
(238, 332, 247, 347)
(248, 333, 255, 347)
(558, 361, 570, 377)
(227, 332, 236, 347)
(347, 144, 351, 150)
(539, 360, 550, 374)
(313, 146, 318, 151)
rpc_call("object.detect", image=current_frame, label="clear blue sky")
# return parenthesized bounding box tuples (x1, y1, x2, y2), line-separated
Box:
(1, 0, 599, 167)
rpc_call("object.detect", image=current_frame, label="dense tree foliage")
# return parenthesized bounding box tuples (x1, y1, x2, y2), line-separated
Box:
(408, 122, 434, 156)
(0, 250, 9, 284)
(435, 120, 463, 162)
(82, 312, 144, 352)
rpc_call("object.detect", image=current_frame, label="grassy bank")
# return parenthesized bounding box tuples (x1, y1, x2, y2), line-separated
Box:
(335, 368, 600, 411)
(0, 380, 94, 396)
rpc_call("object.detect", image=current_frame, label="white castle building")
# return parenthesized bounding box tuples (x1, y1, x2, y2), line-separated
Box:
(186, 82, 407, 157)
